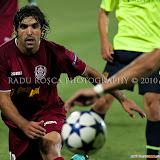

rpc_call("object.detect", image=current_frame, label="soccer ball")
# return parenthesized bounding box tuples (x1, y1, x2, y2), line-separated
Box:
(62, 111, 107, 155)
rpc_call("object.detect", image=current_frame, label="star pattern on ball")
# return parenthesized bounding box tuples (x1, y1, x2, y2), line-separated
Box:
(70, 119, 86, 136)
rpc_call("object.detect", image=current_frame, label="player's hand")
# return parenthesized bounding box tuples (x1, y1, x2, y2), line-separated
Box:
(101, 40, 114, 62)
(121, 98, 146, 118)
(21, 120, 46, 139)
(65, 89, 98, 112)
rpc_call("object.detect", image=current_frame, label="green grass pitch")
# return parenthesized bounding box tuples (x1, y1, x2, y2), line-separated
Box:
(0, 0, 147, 159)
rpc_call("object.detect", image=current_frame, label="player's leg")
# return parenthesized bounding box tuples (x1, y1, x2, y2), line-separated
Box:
(37, 106, 66, 160)
(39, 131, 64, 160)
(144, 93, 160, 159)
(139, 67, 160, 160)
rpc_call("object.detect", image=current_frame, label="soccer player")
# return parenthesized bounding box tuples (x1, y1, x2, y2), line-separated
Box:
(91, 0, 160, 159)
(0, 0, 37, 45)
(0, 5, 145, 160)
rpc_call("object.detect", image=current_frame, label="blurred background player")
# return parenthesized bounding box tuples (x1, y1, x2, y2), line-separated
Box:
(0, 0, 37, 45)
(90, 0, 160, 159)
(0, 5, 145, 160)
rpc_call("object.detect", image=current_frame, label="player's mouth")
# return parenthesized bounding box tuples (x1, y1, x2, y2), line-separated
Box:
(25, 38, 35, 45)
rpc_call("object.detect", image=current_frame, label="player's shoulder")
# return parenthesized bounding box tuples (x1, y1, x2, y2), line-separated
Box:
(42, 39, 66, 53)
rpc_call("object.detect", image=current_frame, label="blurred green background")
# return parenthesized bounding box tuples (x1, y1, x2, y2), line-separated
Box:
(0, 0, 146, 159)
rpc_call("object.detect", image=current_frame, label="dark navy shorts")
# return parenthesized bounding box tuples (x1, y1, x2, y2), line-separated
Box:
(103, 50, 160, 95)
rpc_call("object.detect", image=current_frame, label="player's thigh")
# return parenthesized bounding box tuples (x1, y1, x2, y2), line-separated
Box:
(138, 66, 160, 95)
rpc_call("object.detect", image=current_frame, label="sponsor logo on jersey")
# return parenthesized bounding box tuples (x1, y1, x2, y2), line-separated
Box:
(44, 121, 57, 126)
(11, 71, 23, 76)
(35, 65, 47, 80)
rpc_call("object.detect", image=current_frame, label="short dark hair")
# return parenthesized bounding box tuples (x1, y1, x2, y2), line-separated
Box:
(13, 5, 50, 39)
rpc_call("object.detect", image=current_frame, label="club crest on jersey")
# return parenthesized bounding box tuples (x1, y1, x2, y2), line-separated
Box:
(35, 65, 47, 80)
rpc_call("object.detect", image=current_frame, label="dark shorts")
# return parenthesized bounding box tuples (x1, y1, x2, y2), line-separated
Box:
(103, 50, 160, 95)
(8, 107, 66, 160)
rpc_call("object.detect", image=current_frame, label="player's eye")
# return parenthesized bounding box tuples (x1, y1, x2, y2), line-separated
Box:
(20, 24, 28, 29)
(32, 23, 39, 29)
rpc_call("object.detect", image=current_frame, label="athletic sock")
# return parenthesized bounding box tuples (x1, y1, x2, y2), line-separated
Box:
(54, 157, 64, 160)
(71, 154, 88, 160)
(90, 108, 105, 120)
(146, 120, 160, 160)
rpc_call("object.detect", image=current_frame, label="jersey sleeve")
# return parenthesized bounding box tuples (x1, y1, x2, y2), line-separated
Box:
(62, 49, 86, 79)
(0, 54, 11, 92)
(100, 0, 118, 12)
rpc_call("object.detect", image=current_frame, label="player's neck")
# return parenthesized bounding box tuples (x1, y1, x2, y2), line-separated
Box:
(16, 38, 40, 56)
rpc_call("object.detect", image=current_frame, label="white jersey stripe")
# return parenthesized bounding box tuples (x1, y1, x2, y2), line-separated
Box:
(81, 66, 87, 76)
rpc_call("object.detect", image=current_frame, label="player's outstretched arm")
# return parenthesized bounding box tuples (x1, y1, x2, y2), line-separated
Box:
(65, 89, 146, 118)
(0, 92, 46, 139)
(68, 65, 146, 118)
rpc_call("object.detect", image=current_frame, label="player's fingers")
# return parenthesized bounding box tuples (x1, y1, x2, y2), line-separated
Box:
(27, 134, 35, 139)
(139, 112, 146, 118)
(65, 99, 75, 108)
(73, 101, 84, 106)
(109, 45, 114, 55)
(125, 108, 135, 118)
(85, 100, 95, 106)
(68, 106, 73, 113)
(133, 106, 146, 118)
(106, 57, 113, 63)
(106, 51, 113, 62)
(65, 92, 82, 107)
(29, 131, 43, 139)
(29, 126, 46, 136)
(129, 112, 135, 118)
(101, 50, 108, 60)
(38, 120, 45, 126)
(32, 123, 46, 133)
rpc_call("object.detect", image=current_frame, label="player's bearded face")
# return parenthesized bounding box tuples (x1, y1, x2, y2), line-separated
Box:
(16, 16, 43, 55)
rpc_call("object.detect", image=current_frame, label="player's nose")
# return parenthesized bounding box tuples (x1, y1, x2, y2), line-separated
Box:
(26, 27, 33, 35)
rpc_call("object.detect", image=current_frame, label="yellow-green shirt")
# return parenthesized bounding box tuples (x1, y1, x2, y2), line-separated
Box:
(100, 0, 160, 52)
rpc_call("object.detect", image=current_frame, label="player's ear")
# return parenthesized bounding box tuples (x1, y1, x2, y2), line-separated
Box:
(13, 26, 18, 37)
